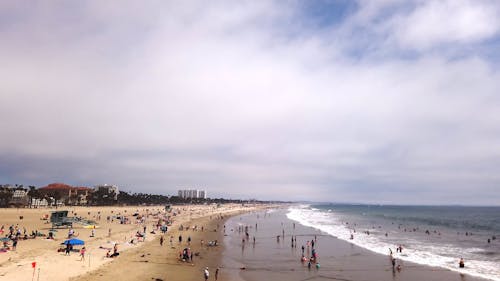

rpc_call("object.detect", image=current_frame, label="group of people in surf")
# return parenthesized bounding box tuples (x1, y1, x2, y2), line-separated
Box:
(300, 237, 320, 269)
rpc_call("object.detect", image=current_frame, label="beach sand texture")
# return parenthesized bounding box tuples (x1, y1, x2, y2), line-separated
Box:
(0, 204, 265, 281)
(2, 205, 493, 281)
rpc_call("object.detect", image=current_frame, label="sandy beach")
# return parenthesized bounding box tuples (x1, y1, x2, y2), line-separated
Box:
(2, 205, 495, 281)
(0, 204, 269, 281)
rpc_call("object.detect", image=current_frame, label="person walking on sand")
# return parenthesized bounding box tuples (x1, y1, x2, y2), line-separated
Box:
(204, 267, 209, 281)
(160, 235, 164, 246)
(80, 247, 86, 261)
(215, 267, 219, 280)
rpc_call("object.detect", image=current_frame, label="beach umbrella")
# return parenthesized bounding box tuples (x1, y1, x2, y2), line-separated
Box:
(62, 238, 85, 245)
(0, 237, 10, 242)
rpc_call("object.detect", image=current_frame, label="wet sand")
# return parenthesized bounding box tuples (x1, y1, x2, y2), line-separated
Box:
(71, 207, 250, 281)
(222, 209, 492, 281)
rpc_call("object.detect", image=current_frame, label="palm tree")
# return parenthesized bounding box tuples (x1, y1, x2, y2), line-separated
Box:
(28, 186, 38, 208)
(0, 189, 13, 207)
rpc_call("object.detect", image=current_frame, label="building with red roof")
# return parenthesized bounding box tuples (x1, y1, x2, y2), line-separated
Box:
(39, 183, 92, 206)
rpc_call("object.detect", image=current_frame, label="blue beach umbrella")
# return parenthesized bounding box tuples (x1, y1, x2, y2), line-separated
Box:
(62, 238, 85, 245)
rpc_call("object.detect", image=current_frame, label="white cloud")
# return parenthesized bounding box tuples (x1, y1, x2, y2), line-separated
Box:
(0, 1, 499, 204)
(390, 0, 500, 50)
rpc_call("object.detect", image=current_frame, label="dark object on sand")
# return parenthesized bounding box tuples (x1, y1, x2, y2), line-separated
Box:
(110, 252, 119, 258)
(50, 211, 73, 228)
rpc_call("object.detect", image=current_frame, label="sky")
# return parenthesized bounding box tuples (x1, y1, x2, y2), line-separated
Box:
(1, 0, 500, 205)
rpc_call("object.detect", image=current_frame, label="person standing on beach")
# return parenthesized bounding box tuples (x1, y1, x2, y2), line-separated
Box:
(80, 247, 86, 261)
(12, 237, 17, 250)
(204, 267, 209, 281)
(65, 243, 71, 255)
(215, 267, 219, 280)
(160, 235, 164, 246)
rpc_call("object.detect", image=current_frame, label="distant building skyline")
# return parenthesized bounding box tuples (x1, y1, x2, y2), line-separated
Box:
(178, 189, 207, 199)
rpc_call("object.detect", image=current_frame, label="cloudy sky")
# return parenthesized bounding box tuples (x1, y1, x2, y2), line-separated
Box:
(1, 0, 500, 205)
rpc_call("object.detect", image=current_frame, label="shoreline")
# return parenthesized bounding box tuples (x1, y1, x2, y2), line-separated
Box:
(70, 204, 271, 281)
(222, 208, 494, 281)
(0, 204, 270, 281)
(3, 204, 492, 281)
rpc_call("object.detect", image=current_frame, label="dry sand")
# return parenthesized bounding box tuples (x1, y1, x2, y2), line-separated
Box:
(0, 204, 268, 281)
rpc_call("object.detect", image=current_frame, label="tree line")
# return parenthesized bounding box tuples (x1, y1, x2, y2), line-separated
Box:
(0, 184, 272, 207)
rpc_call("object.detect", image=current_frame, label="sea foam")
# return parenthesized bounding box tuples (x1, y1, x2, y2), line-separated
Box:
(287, 205, 500, 281)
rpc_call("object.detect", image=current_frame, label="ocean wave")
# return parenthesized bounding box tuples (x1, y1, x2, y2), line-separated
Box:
(287, 206, 500, 281)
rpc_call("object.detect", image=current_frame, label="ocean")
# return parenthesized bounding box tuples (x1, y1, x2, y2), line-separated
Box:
(287, 204, 500, 281)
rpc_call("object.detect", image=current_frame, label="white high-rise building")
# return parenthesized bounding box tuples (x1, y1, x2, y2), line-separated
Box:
(178, 189, 207, 199)
(198, 190, 206, 199)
